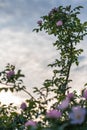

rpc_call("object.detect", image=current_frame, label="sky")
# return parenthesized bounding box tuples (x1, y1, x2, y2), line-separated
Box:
(0, 0, 87, 105)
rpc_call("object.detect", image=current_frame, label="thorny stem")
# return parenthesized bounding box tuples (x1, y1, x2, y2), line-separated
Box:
(64, 42, 73, 92)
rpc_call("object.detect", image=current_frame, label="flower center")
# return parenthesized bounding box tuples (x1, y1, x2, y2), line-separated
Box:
(76, 114, 81, 120)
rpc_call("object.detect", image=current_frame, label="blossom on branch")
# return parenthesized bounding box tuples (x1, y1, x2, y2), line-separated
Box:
(56, 20, 63, 26)
(58, 98, 69, 110)
(20, 102, 27, 110)
(46, 109, 61, 119)
(67, 92, 74, 100)
(69, 106, 86, 124)
(7, 70, 15, 79)
(37, 20, 42, 26)
(83, 89, 87, 99)
(25, 120, 37, 127)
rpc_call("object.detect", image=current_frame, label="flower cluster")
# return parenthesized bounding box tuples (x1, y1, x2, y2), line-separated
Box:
(22, 90, 87, 129)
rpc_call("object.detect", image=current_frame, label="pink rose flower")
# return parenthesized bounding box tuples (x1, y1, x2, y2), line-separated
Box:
(83, 89, 87, 99)
(69, 106, 86, 124)
(20, 102, 27, 110)
(56, 20, 63, 26)
(25, 120, 37, 127)
(37, 20, 42, 26)
(7, 70, 15, 78)
(46, 109, 61, 119)
(58, 98, 69, 110)
(67, 92, 74, 100)
(49, 7, 58, 16)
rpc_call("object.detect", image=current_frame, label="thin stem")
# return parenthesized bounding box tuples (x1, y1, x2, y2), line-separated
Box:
(0, 82, 37, 101)
(22, 88, 37, 101)
(64, 42, 73, 90)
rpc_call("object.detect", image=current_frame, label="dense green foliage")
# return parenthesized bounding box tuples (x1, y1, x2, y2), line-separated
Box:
(0, 5, 87, 130)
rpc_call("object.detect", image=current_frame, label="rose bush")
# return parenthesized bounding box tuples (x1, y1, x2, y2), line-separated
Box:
(0, 5, 87, 130)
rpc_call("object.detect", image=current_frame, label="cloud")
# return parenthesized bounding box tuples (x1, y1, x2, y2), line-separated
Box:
(0, 27, 86, 103)
(69, 38, 87, 93)
(0, 0, 87, 104)
(0, 91, 23, 105)
(0, 28, 57, 103)
(0, 0, 54, 30)
(0, 0, 86, 31)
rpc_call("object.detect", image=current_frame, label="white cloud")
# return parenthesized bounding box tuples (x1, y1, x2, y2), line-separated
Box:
(0, 91, 23, 105)
(0, 0, 87, 105)
(0, 28, 57, 104)
(0, 27, 87, 104)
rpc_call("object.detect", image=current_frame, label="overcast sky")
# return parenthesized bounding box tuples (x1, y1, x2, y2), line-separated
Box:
(0, 0, 87, 105)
